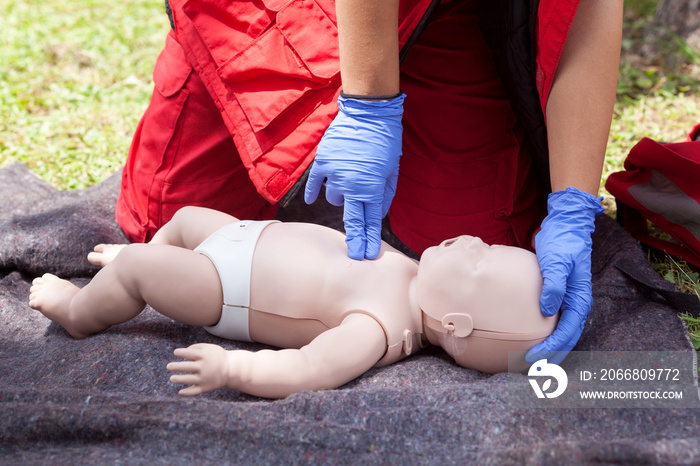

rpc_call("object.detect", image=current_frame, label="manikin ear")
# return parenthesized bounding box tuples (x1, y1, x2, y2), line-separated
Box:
(441, 313, 473, 338)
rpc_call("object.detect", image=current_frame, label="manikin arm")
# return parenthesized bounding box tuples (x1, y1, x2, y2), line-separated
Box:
(167, 313, 387, 399)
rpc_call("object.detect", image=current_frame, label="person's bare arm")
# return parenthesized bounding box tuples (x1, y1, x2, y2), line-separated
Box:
(336, 0, 401, 96)
(546, 0, 623, 195)
(167, 313, 387, 399)
(527, 0, 624, 365)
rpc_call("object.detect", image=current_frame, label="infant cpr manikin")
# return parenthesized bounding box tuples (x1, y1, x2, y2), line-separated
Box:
(30, 206, 558, 398)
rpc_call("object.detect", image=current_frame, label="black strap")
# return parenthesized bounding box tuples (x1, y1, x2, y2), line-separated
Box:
(615, 256, 700, 317)
(165, 0, 175, 30)
(399, 0, 442, 66)
(340, 91, 403, 101)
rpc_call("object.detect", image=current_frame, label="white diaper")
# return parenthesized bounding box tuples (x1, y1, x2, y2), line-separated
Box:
(194, 220, 279, 341)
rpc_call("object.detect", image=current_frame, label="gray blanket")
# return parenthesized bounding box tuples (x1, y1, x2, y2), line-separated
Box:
(1, 162, 699, 464)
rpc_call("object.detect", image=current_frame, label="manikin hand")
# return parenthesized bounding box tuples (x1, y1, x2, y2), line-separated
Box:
(304, 94, 405, 260)
(526, 187, 603, 365)
(167, 343, 230, 396)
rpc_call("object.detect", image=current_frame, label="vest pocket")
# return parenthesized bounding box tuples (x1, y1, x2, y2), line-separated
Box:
(153, 33, 193, 98)
(216, 0, 340, 133)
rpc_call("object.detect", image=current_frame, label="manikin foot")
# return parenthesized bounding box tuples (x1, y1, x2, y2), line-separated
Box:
(29, 273, 90, 339)
(87, 244, 126, 267)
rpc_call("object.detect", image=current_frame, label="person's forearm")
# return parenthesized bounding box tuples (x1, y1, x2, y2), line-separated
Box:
(546, 0, 623, 195)
(336, 0, 401, 96)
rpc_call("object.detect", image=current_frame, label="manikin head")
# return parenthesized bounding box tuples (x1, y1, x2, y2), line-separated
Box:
(417, 236, 558, 373)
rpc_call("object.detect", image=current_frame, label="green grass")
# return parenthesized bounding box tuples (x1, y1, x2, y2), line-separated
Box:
(1, 0, 169, 189)
(604, 0, 700, 201)
(608, 0, 700, 366)
(652, 255, 700, 359)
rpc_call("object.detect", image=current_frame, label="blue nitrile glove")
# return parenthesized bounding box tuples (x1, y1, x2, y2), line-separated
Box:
(526, 187, 604, 365)
(304, 93, 405, 260)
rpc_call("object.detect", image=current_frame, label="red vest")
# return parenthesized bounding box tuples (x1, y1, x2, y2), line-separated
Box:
(167, 0, 436, 204)
(167, 0, 579, 205)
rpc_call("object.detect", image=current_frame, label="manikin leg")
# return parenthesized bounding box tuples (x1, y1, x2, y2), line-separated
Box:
(29, 206, 240, 338)
(149, 206, 240, 249)
(88, 206, 239, 267)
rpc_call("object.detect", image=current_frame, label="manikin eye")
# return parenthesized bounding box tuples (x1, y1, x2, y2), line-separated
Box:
(444, 239, 457, 247)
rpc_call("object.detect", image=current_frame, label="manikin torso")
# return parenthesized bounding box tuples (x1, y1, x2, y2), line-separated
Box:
(246, 223, 424, 366)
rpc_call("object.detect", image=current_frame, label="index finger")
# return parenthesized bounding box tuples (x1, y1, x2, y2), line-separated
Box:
(343, 199, 366, 260)
(363, 202, 383, 260)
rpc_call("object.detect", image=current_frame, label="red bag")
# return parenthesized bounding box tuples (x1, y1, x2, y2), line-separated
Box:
(605, 127, 700, 267)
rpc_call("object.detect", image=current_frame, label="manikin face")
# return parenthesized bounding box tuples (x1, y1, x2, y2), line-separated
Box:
(417, 236, 552, 370)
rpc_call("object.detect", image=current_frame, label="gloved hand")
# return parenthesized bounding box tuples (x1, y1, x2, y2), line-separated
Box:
(304, 93, 405, 260)
(526, 187, 604, 365)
